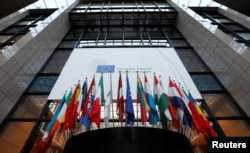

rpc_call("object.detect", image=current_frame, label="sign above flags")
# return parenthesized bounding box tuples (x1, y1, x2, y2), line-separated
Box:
(96, 65, 115, 73)
(48, 48, 202, 100)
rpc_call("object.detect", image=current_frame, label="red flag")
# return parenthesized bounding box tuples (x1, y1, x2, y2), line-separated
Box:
(181, 87, 209, 135)
(61, 82, 81, 131)
(137, 73, 150, 124)
(89, 75, 104, 128)
(81, 76, 96, 117)
(165, 94, 179, 129)
(116, 73, 124, 122)
(193, 99, 217, 137)
(157, 76, 178, 129)
(153, 74, 169, 129)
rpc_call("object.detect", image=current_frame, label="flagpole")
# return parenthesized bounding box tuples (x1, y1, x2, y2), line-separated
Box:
(136, 71, 139, 127)
(117, 71, 123, 127)
(110, 71, 115, 127)
(125, 71, 128, 127)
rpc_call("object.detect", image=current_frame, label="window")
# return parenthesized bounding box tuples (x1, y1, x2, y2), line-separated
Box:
(28, 76, 58, 93)
(191, 74, 223, 91)
(202, 93, 241, 117)
(41, 50, 72, 73)
(0, 11, 54, 48)
(175, 49, 209, 72)
(11, 95, 48, 118)
(192, 9, 250, 48)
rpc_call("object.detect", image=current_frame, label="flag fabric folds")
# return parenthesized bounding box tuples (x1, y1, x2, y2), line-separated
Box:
(194, 103, 217, 137)
(104, 73, 113, 127)
(154, 74, 169, 129)
(181, 88, 206, 135)
(40, 72, 217, 150)
(116, 72, 125, 122)
(39, 90, 72, 150)
(144, 73, 159, 125)
(61, 82, 81, 131)
(125, 73, 135, 126)
(137, 73, 150, 124)
(189, 92, 217, 137)
(89, 74, 104, 128)
(80, 76, 96, 130)
(77, 78, 88, 116)
(168, 79, 192, 128)
(104, 89, 112, 126)
(39, 93, 65, 150)
(159, 76, 179, 129)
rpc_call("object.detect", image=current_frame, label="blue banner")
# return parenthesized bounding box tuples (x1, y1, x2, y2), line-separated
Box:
(96, 65, 115, 73)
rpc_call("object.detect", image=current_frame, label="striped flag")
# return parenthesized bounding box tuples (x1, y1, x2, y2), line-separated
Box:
(39, 90, 72, 149)
(80, 76, 96, 131)
(137, 73, 150, 124)
(144, 73, 159, 125)
(61, 82, 81, 131)
(168, 79, 192, 128)
(89, 74, 104, 128)
(116, 72, 124, 122)
(153, 74, 169, 129)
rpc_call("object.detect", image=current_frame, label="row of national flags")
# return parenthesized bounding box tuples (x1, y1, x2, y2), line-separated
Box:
(39, 72, 216, 151)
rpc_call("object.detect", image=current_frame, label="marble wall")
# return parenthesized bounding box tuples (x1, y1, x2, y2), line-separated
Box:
(0, 3, 75, 123)
(170, 2, 250, 117)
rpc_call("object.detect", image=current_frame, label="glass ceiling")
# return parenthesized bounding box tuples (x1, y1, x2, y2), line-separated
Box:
(20, 0, 225, 10)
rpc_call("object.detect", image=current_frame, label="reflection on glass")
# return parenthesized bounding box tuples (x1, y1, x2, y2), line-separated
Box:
(237, 33, 250, 40)
(191, 74, 223, 91)
(0, 35, 12, 43)
(0, 122, 34, 153)
(12, 95, 48, 118)
(218, 120, 250, 136)
(202, 93, 241, 117)
(175, 49, 209, 72)
(28, 76, 58, 93)
(42, 50, 72, 73)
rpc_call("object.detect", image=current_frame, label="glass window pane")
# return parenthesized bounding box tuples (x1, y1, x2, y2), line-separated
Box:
(84, 31, 99, 39)
(28, 76, 58, 93)
(162, 27, 182, 38)
(217, 120, 250, 136)
(41, 50, 72, 73)
(169, 39, 190, 47)
(0, 122, 34, 153)
(237, 32, 250, 40)
(11, 95, 48, 118)
(65, 28, 86, 39)
(58, 40, 78, 48)
(202, 93, 241, 117)
(0, 35, 12, 43)
(214, 18, 232, 23)
(226, 25, 247, 31)
(191, 74, 223, 91)
(3, 27, 24, 33)
(175, 49, 209, 72)
(205, 12, 223, 18)
(147, 30, 164, 38)
(15, 20, 34, 25)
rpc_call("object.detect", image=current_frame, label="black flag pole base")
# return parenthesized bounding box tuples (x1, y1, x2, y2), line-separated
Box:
(63, 127, 194, 153)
